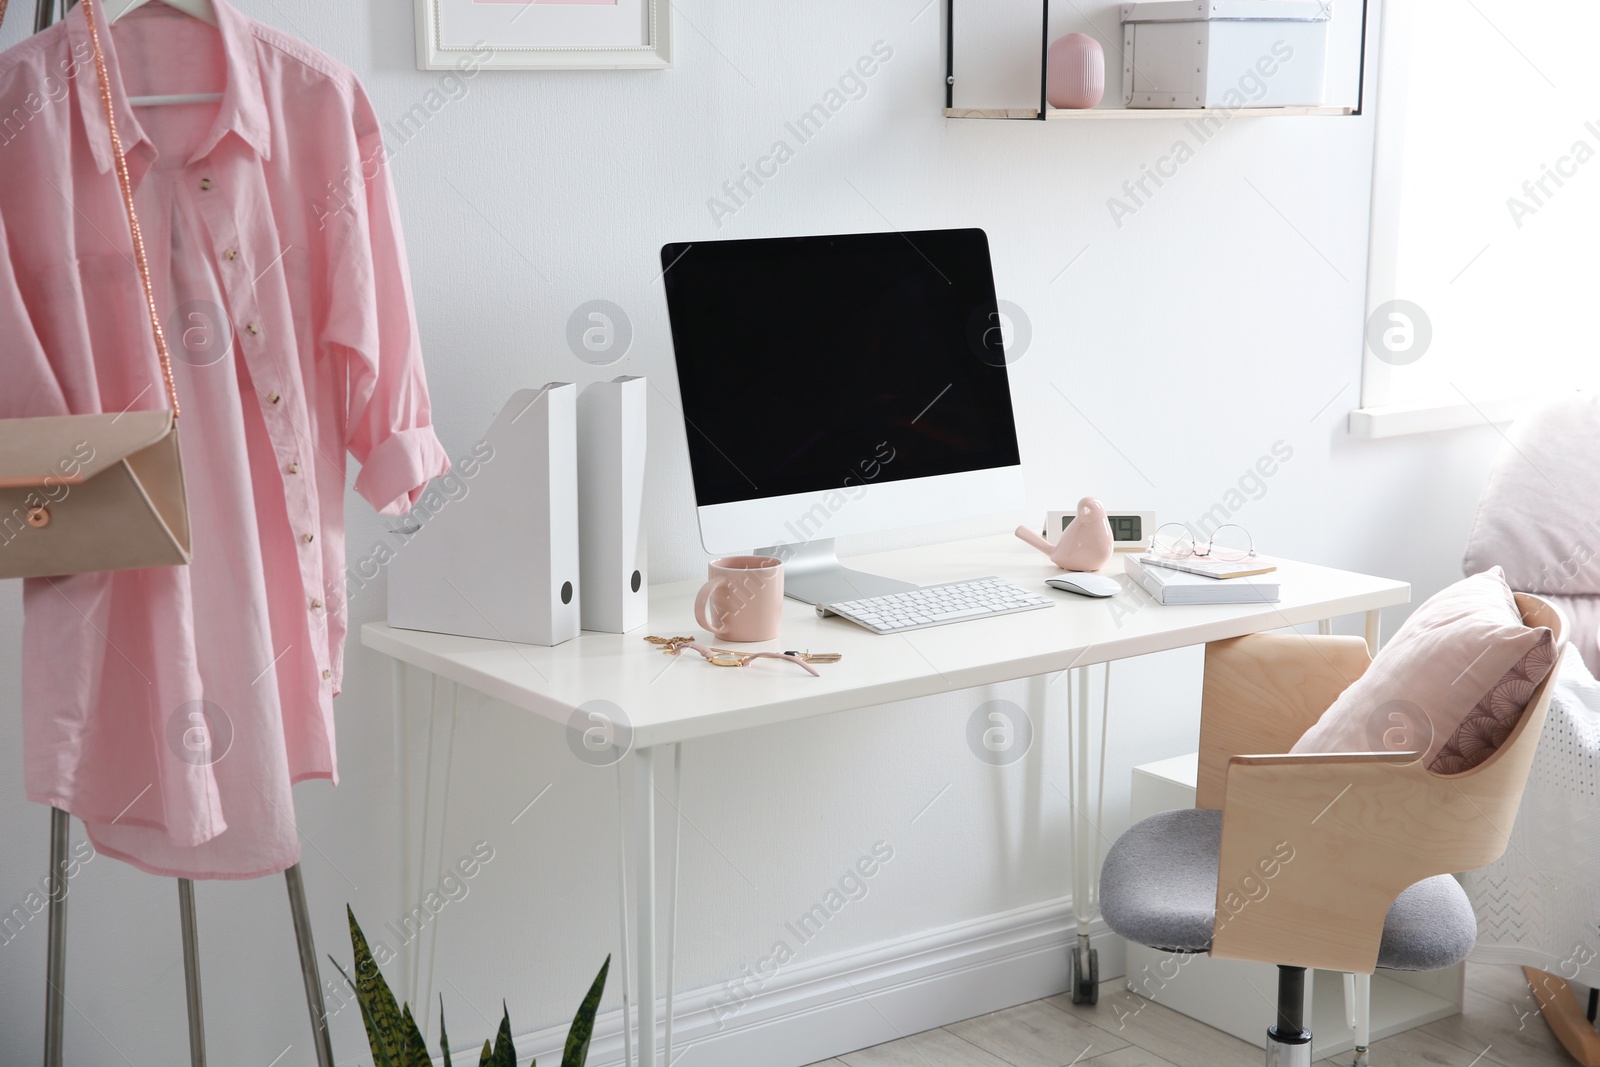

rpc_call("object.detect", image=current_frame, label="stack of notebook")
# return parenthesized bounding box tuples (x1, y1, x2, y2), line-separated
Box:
(1124, 554, 1281, 605)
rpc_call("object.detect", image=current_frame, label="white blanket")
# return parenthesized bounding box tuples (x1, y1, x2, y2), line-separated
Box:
(1462, 649, 1600, 987)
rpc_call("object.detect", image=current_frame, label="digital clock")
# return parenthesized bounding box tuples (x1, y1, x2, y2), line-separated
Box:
(1046, 509, 1156, 552)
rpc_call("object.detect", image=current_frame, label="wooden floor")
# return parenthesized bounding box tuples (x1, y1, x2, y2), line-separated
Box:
(807, 965, 1588, 1067)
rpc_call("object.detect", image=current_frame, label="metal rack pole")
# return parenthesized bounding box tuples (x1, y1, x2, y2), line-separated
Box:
(42, 808, 69, 1067)
(33, 0, 71, 33)
(178, 879, 207, 1066)
(286, 865, 336, 1067)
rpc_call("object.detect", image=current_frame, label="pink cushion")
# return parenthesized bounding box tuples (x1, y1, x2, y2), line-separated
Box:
(1292, 568, 1552, 769)
(1428, 629, 1556, 774)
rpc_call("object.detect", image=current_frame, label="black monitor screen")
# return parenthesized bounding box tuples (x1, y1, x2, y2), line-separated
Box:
(660, 228, 1022, 508)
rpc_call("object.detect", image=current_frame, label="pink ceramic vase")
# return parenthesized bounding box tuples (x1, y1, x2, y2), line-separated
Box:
(1046, 33, 1105, 110)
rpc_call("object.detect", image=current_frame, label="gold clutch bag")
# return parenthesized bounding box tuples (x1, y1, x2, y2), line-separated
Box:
(0, 0, 190, 581)
(0, 410, 190, 579)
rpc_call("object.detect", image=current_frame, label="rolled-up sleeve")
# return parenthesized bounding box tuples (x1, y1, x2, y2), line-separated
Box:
(328, 85, 448, 516)
(354, 427, 449, 516)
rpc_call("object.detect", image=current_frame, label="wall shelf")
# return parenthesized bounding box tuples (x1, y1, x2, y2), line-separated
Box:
(943, 105, 1356, 120)
(944, 0, 1368, 120)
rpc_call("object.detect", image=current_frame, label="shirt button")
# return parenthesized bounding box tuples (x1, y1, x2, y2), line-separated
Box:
(199, 178, 213, 191)
(223, 248, 238, 261)
(286, 462, 299, 473)
(322, 669, 332, 681)
(310, 598, 323, 611)
(267, 393, 281, 404)
(245, 323, 260, 336)
(301, 532, 315, 544)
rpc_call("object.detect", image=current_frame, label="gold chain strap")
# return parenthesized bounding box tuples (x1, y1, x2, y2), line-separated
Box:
(79, 0, 182, 417)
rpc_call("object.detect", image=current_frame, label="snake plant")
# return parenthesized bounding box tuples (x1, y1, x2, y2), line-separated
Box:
(333, 906, 609, 1067)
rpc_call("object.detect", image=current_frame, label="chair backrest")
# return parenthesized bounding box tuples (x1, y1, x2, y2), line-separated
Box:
(1426, 592, 1567, 871)
(1195, 632, 1372, 809)
(1206, 594, 1568, 974)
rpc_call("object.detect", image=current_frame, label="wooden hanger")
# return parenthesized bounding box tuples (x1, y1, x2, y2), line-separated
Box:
(102, 0, 224, 107)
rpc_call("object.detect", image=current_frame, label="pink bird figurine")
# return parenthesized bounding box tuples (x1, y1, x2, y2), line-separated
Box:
(1016, 497, 1115, 572)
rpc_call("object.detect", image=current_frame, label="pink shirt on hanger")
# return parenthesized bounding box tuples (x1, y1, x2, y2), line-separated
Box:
(0, 0, 448, 877)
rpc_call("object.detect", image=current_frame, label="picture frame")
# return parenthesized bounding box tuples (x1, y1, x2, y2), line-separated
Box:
(413, 0, 672, 71)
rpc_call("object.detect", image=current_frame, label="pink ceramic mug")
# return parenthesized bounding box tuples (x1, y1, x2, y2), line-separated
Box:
(694, 556, 784, 643)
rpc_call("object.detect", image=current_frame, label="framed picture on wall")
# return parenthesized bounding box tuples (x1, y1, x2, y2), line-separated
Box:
(414, 0, 672, 70)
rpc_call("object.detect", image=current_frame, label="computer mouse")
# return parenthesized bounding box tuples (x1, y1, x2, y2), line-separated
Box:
(1046, 574, 1122, 599)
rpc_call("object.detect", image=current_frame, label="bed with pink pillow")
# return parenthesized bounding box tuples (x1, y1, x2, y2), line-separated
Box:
(1454, 393, 1600, 1000)
(1463, 393, 1600, 676)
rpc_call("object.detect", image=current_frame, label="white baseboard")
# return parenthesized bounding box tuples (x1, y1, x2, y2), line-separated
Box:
(503, 898, 1121, 1067)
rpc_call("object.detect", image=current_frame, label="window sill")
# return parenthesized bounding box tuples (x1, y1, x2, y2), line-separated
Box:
(1347, 397, 1531, 439)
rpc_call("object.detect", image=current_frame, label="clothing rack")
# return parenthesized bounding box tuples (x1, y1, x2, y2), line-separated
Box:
(41, 808, 337, 1067)
(34, 0, 68, 34)
(26, 2, 334, 1064)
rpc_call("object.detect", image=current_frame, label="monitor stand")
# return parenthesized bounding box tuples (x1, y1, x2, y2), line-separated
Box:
(758, 538, 919, 607)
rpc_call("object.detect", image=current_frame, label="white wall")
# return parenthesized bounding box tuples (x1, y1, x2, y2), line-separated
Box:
(0, 2, 1509, 1064)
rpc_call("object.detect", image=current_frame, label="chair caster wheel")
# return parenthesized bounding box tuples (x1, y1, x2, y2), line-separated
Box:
(1070, 945, 1099, 1004)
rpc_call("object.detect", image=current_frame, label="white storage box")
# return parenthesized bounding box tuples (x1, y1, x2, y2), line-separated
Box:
(1120, 0, 1330, 108)
(388, 384, 582, 647)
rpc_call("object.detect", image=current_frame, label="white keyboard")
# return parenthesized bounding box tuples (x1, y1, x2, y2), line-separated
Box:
(818, 577, 1053, 634)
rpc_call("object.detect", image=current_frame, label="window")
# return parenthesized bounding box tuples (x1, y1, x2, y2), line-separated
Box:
(1353, 0, 1600, 437)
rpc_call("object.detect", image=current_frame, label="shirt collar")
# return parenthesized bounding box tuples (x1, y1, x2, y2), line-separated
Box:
(69, 0, 272, 174)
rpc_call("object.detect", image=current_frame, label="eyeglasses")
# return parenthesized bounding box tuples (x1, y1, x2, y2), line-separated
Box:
(1149, 522, 1257, 562)
(645, 636, 820, 676)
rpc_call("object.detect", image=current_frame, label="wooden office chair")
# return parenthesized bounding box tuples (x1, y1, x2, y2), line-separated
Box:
(1099, 593, 1566, 1066)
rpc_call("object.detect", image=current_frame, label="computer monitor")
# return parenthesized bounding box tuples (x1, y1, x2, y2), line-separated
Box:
(659, 227, 1025, 605)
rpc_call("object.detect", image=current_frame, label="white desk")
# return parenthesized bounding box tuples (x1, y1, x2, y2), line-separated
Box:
(362, 533, 1409, 1066)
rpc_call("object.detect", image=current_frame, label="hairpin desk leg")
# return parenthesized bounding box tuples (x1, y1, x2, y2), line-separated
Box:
(634, 746, 658, 1067)
(613, 761, 634, 1067)
(285, 864, 336, 1067)
(178, 878, 207, 1066)
(1065, 664, 1110, 1005)
(663, 743, 683, 1067)
(43, 806, 69, 1067)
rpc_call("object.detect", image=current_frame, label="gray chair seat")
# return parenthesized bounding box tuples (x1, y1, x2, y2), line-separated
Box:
(1100, 808, 1478, 971)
